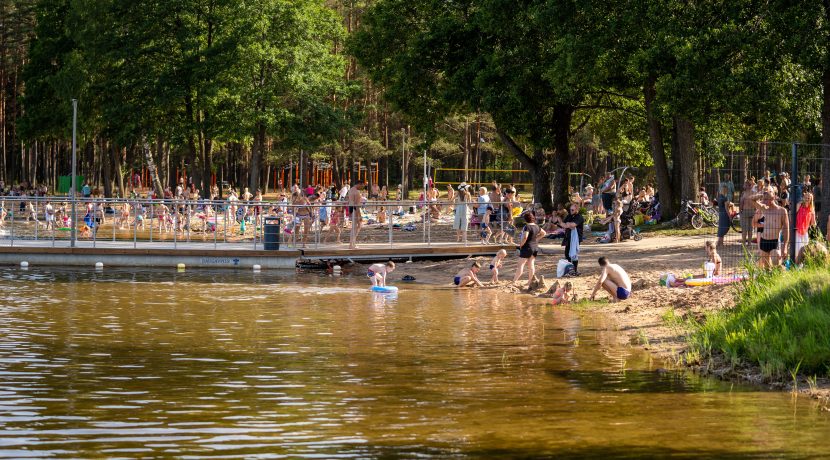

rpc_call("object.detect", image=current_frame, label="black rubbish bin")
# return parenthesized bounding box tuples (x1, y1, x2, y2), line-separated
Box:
(263, 217, 281, 250)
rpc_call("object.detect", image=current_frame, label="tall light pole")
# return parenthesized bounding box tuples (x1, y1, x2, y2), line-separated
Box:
(70, 99, 78, 248)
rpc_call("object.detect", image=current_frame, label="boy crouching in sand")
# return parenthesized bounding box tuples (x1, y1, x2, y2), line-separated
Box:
(490, 249, 508, 283)
(454, 262, 484, 288)
(367, 261, 396, 287)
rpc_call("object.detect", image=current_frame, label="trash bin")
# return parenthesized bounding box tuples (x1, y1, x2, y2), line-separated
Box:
(263, 217, 280, 250)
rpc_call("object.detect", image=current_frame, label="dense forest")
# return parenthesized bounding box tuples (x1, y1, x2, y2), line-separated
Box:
(1, 0, 829, 219)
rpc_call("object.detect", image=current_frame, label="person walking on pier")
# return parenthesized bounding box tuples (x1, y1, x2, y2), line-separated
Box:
(348, 180, 365, 249)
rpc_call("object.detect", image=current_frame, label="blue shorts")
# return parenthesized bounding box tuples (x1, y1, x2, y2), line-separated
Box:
(489, 264, 495, 270)
(367, 270, 376, 278)
(453, 276, 461, 286)
(617, 287, 631, 300)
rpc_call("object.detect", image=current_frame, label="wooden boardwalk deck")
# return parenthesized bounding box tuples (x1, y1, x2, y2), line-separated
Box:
(0, 239, 511, 267)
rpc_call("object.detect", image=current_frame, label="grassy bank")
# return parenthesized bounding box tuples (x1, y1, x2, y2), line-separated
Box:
(689, 264, 830, 380)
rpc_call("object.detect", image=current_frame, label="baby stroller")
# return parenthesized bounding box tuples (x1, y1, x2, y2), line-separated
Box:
(598, 200, 642, 243)
(640, 196, 661, 222)
(620, 201, 643, 241)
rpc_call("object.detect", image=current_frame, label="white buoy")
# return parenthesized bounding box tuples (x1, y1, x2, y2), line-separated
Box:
(332, 265, 342, 275)
(20, 261, 29, 269)
(95, 262, 104, 270)
(253, 264, 261, 272)
(177, 263, 186, 271)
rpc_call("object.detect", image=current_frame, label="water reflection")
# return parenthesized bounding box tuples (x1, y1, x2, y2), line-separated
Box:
(0, 267, 826, 458)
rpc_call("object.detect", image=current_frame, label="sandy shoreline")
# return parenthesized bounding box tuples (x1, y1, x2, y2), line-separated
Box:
(355, 234, 830, 407)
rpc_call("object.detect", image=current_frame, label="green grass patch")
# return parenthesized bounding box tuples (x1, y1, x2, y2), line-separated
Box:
(689, 265, 830, 379)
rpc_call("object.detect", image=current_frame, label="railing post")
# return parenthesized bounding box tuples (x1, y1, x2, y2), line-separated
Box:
(388, 201, 393, 248)
(10, 205, 14, 247)
(92, 200, 97, 248)
(34, 200, 39, 242)
(149, 200, 154, 243)
(173, 201, 178, 250)
(790, 143, 799, 263)
(133, 201, 138, 249)
(186, 201, 191, 243)
(214, 200, 218, 250)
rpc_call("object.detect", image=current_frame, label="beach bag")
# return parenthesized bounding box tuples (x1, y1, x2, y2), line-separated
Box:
(557, 259, 575, 278)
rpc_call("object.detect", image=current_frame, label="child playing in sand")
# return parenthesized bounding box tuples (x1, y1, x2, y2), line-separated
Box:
(454, 262, 484, 288)
(367, 261, 396, 287)
(490, 249, 507, 283)
(542, 281, 574, 305)
(660, 273, 687, 288)
(705, 241, 722, 276)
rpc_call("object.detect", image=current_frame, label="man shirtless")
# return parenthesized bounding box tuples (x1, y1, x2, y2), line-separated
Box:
(756, 191, 789, 268)
(590, 257, 632, 302)
(347, 180, 365, 249)
(739, 182, 760, 245)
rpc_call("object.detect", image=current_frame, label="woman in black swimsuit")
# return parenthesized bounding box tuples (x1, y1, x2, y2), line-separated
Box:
(512, 212, 547, 285)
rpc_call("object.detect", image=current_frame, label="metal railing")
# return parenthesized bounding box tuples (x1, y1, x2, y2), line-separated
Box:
(0, 196, 536, 251)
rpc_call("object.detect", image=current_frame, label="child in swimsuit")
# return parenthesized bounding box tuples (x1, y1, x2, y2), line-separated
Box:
(454, 262, 484, 288)
(367, 261, 396, 287)
(490, 249, 508, 283)
(542, 281, 574, 305)
(704, 241, 722, 276)
(324, 205, 343, 244)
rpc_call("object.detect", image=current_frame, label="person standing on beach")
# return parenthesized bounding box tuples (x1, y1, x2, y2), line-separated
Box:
(599, 173, 616, 214)
(795, 192, 816, 257)
(716, 185, 731, 247)
(590, 257, 632, 302)
(756, 191, 789, 268)
(739, 181, 757, 245)
(554, 203, 584, 276)
(452, 185, 470, 242)
(513, 212, 546, 285)
(347, 180, 365, 249)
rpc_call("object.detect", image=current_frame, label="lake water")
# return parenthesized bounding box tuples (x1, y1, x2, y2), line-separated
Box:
(0, 268, 827, 458)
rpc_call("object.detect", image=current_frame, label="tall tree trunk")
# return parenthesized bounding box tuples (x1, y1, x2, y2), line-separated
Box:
(496, 129, 554, 212)
(102, 139, 112, 197)
(249, 122, 266, 192)
(820, 67, 830, 235)
(141, 135, 164, 198)
(114, 146, 126, 197)
(550, 104, 573, 207)
(202, 138, 212, 197)
(673, 116, 698, 203)
(644, 76, 674, 217)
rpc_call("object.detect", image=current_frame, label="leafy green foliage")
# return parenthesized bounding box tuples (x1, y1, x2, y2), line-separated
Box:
(691, 266, 830, 378)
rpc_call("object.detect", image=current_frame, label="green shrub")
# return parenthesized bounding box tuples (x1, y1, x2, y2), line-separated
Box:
(690, 266, 830, 379)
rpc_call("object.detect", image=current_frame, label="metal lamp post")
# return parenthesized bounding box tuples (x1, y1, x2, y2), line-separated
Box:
(71, 99, 78, 248)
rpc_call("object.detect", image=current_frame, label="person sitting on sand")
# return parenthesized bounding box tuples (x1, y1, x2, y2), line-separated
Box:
(590, 257, 632, 302)
(542, 281, 574, 305)
(490, 249, 507, 283)
(661, 273, 687, 288)
(367, 261, 396, 287)
(454, 262, 484, 288)
(705, 241, 722, 276)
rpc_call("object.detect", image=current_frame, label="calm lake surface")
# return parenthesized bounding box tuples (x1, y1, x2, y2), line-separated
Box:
(0, 268, 828, 458)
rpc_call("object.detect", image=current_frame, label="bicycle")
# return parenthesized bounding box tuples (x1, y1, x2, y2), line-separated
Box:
(676, 200, 717, 229)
